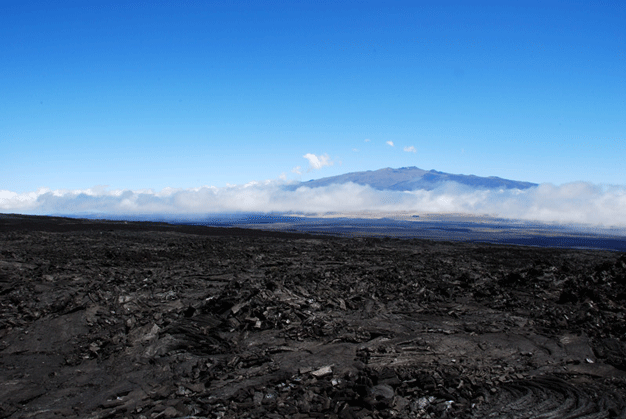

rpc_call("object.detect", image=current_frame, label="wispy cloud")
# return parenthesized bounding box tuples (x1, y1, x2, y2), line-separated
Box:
(303, 153, 333, 171)
(2, 181, 626, 227)
(386, 141, 394, 147)
(291, 166, 302, 175)
(404, 146, 416, 153)
(364, 139, 370, 142)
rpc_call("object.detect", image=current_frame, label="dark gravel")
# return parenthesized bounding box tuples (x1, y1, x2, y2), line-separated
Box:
(1, 214, 625, 418)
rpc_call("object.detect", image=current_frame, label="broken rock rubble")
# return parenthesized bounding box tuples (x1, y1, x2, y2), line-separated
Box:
(1, 215, 626, 418)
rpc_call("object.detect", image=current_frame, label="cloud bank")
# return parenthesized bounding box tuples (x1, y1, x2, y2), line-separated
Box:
(2, 181, 626, 227)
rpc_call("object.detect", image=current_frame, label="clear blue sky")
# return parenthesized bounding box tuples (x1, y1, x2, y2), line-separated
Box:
(2, 0, 625, 194)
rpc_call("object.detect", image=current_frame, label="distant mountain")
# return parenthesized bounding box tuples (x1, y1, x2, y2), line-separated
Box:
(288, 167, 537, 191)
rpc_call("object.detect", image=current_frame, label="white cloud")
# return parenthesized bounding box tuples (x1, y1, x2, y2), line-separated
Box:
(364, 139, 370, 142)
(303, 153, 333, 171)
(2, 182, 626, 227)
(404, 146, 416, 153)
(386, 141, 394, 147)
(291, 166, 302, 175)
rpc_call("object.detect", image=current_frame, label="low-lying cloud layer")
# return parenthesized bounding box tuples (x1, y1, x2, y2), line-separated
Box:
(2, 181, 626, 227)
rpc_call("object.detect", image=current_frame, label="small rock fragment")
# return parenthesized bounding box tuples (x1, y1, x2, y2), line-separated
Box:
(311, 365, 333, 378)
(371, 384, 394, 400)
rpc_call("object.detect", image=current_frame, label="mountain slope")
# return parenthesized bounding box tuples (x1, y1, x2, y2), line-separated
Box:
(289, 167, 537, 191)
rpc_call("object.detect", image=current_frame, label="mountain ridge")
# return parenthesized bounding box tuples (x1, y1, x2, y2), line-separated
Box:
(289, 166, 537, 191)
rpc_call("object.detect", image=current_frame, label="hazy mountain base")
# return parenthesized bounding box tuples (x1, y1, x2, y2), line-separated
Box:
(188, 212, 626, 252)
(47, 211, 626, 252)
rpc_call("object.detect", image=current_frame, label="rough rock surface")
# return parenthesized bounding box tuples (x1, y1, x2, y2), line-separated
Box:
(1, 214, 626, 418)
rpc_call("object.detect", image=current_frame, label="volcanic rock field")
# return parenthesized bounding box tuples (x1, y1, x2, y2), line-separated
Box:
(1, 214, 626, 418)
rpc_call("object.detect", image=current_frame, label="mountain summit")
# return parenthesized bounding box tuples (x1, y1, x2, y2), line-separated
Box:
(291, 167, 537, 191)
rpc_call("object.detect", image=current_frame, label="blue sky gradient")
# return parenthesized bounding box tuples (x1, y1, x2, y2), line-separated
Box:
(1, 1, 625, 223)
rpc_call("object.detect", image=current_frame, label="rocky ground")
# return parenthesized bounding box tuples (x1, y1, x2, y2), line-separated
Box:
(1, 214, 626, 419)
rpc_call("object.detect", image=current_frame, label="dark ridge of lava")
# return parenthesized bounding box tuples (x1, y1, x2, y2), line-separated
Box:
(0, 213, 327, 240)
(1, 214, 626, 419)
